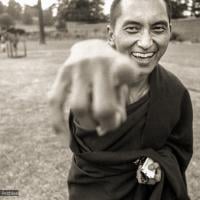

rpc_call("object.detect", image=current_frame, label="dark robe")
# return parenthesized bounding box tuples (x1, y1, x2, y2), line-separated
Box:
(68, 65, 193, 200)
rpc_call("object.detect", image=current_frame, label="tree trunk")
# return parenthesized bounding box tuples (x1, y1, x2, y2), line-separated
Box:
(38, 0, 46, 44)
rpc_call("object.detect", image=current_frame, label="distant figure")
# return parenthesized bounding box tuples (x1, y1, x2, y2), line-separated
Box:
(0, 34, 6, 52)
(1, 27, 27, 58)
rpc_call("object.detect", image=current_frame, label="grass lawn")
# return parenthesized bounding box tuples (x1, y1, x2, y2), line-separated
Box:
(0, 40, 199, 200)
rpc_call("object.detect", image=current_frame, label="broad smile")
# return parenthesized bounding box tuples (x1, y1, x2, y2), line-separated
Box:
(130, 52, 156, 66)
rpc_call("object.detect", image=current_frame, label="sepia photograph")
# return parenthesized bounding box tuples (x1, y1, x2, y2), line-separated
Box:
(0, 0, 200, 199)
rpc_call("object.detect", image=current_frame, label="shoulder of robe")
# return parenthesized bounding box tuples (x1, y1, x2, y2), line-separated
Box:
(156, 64, 187, 96)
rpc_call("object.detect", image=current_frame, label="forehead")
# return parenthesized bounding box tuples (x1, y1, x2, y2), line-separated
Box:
(118, 0, 169, 24)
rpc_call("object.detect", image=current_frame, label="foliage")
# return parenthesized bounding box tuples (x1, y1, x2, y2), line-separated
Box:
(170, 1, 188, 18)
(55, 0, 68, 31)
(0, 1, 6, 14)
(6, 0, 22, 20)
(170, 0, 200, 18)
(43, 8, 54, 26)
(58, 0, 106, 23)
(55, 19, 66, 31)
(194, 0, 200, 17)
(87, 0, 106, 22)
(24, 5, 38, 18)
(0, 13, 14, 29)
(22, 5, 36, 25)
(22, 12, 33, 25)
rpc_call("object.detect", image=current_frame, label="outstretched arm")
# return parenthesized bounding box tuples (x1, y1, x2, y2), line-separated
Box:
(48, 39, 144, 136)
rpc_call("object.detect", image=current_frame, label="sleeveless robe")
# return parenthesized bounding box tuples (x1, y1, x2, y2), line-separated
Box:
(68, 65, 193, 200)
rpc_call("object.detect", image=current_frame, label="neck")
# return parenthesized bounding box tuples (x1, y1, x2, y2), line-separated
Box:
(127, 76, 150, 104)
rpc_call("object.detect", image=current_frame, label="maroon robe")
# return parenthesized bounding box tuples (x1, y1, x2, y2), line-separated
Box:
(68, 65, 193, 200)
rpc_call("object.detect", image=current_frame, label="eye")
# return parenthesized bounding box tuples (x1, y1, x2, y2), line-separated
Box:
(152, 26, 166, 34)
(124, 26, 140, 33)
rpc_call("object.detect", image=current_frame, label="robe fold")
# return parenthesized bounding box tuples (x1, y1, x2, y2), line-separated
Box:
(68, 65, 193, 200)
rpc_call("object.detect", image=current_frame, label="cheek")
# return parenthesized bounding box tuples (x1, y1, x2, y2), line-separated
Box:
(156, 35, 170, 54)
(160, 32, 171, 45)
(115, 38, 134, 53)
(113, 31, 135, 52)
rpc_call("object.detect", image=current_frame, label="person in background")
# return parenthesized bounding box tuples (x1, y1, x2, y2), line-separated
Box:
(48, 0, 193, 199)
(0, 33, 6, 53)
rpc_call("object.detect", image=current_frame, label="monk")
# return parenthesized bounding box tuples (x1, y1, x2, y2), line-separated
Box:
(48, 0, 193, 199)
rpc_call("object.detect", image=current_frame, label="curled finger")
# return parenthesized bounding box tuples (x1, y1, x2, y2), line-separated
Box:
(48, 63, 72, 135)
(69, 63, 97, 130)
(115, 84, 129, 122)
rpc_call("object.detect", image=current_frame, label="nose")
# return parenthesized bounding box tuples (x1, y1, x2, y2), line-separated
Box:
(137, 30, 153, 50)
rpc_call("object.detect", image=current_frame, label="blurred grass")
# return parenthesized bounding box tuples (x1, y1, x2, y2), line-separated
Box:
(0, 40, 199, 200)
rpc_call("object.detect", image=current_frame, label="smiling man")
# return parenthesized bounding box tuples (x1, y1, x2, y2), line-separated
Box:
(108, 0, 171, 75)
(48, 0, 193, 199)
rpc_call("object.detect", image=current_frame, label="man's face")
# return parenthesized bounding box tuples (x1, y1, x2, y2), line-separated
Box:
(108, 0, 171, 76)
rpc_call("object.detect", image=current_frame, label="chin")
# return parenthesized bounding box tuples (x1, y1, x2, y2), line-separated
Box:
(138, 62, 157, 76)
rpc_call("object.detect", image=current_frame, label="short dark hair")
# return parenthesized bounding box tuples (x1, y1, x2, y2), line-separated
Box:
(110, 0, 172, 27)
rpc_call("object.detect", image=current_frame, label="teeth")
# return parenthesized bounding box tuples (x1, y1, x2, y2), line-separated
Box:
(132, 52, 154, 58)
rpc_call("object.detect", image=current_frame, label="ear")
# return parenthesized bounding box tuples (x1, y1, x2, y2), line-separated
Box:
(107, 25, 115, 48)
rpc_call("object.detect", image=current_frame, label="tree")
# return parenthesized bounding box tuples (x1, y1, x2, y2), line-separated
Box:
(170, 0, 188, 18)
(59, 0, 106, 23)
(55, 0, 68, 30)
(43, 8, 54, 26)
(194, 0, 200, 17)
(38, 0, 45, 44)
(0, 2, 6, 14)
(6, 0, 22, 20)
(66, 0, 91, 22)
(89, 0, 106, 22)
(0, 13, 14, 28)
(22, 5, 40, 25)
(22, 12, 33, 25)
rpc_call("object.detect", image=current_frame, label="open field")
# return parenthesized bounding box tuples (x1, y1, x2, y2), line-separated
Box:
(0, 40, 200, 200)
